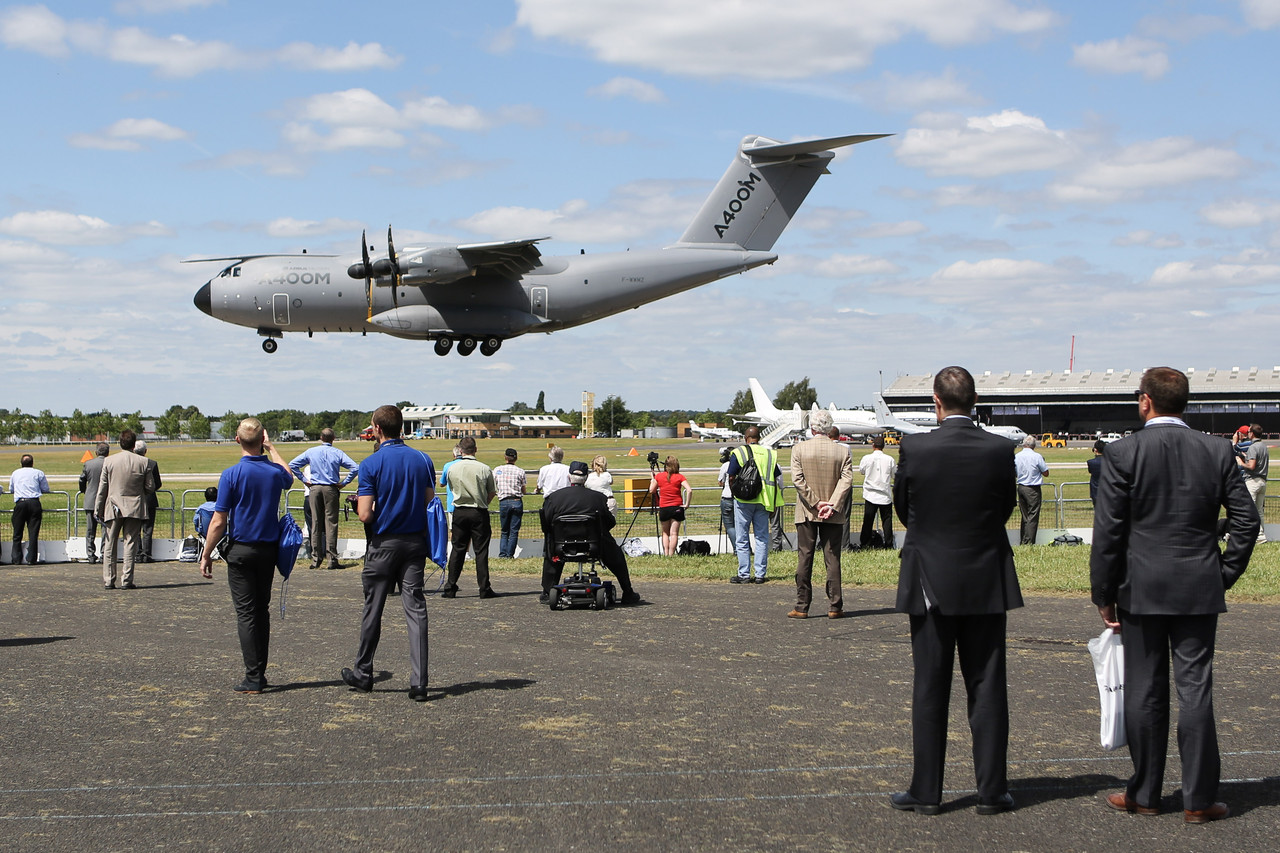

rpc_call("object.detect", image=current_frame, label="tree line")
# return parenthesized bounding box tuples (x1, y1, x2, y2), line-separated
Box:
(2, 377, 826, 443)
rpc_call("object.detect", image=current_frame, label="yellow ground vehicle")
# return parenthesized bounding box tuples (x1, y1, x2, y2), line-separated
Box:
(1040, 433, 1066, 449)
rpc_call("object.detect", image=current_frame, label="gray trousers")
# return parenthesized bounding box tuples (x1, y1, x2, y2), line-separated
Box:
(353, 532, 429, 688)
(1017, 484, 1042, 545)
(308, 485, 342, 563)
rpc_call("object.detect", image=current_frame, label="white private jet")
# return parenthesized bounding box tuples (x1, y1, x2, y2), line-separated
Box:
(738, 378, 882, 437)
(689, 424, 743, 441)
(872, 394, 1027, 443)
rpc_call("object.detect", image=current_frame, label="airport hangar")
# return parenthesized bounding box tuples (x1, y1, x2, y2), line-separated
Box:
(882, 366, 1280, 438)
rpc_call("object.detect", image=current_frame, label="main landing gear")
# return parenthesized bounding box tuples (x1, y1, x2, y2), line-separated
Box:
(433, 336, 502, 357)
(262, 339, 278, 353)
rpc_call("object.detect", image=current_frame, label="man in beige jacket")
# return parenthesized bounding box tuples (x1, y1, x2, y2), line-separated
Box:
(789, 410, 854, 618)
(96, 429, 155, 590)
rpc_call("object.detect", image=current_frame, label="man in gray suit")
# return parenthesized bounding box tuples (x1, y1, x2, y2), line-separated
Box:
(134, 440, 162, 562)
(1092, 367, 1258, 824)
(96, 430, 155, 589)
(890, 366, 1021, 816)
(78, 442, 110, 563)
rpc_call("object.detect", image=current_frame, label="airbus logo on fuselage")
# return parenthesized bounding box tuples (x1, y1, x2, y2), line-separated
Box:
(714, 172, 762, 239)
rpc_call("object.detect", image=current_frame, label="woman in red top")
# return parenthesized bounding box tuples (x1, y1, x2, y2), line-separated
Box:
(648, 456, 692, 556)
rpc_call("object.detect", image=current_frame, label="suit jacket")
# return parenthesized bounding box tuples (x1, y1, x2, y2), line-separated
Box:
(95, 450, 155, 522)
(540, 484, 616, 546)
(143, 457, 162, 514)
(791, 435, 854, 525)
(1090, 422, 1257, 615)
(894, 417, 1022, 615)
(79, 456, 106, 509)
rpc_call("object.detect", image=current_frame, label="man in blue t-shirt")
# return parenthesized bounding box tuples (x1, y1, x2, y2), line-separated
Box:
(199, 418, 294, 694)
(342, 404, 437, 702)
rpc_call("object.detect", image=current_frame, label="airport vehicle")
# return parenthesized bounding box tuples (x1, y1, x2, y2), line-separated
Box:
(278, 429, 306, 442)
(189, 133, 889, 354)
(872, 394, 1027, 443)
(359, 427, 376, 441)
(1040, 433, 1067, 449)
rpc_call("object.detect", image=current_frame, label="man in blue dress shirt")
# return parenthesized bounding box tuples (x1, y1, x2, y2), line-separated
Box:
(9, 454, 51, 565)
(289, 428, 359, 570)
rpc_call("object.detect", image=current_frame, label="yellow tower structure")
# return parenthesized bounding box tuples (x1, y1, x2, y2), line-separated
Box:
(581, 391, 595, 438)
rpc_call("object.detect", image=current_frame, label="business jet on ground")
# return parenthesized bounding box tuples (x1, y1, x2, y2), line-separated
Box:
(736, 378, 883, 447)
(872, 394, 1027, 443)
(689, 425, 743, 441)
(189, 132, 889, 355)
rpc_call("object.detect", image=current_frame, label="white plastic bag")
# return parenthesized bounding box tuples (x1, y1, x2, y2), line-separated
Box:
(1088, 628, 1126, 751)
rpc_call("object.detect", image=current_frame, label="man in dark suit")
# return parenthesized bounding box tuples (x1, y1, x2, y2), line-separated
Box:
(890, 366, 1021, 816)
(1091, 367, 1258, 825)
(539, 461, 639, 605)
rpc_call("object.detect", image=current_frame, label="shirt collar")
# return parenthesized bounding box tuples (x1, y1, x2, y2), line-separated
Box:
(1145, 416, 1189, 428)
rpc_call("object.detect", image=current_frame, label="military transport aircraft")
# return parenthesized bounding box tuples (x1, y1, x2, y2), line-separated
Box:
(189, 133, 889, 355)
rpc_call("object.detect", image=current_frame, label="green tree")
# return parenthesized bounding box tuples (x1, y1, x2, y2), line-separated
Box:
(774, 377, 818, 410)
(219, 411, 244, 440)
(68, 408, 92, 441)
(36, 409, 64, 442)
(596, 395, 632, 435)
(632, 411, 652, 431)
(12, 410, 36, 442)
(122, 411, 144, 434)
(536, 391, 546, 412)
(155, 410, 183, 440)
(89, 411, 121, 441)
(508, 400, 533, 414)
(727, 388, 753, 417)
(187, 412, 211, 441)
(396, 400, 415, 409)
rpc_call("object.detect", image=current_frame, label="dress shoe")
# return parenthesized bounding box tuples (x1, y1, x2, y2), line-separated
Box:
(976, 792, 1015, 815)
(1105, 791, 1159, 815)
(233, 678, 265, 694)
(787, 609, 808, 619)
(478, 588, 498, 599)
(341, 667, 373, 693)
(828, 610, 842, 619)
(327, 561, 341, 571)
(538, 591, 550, 604)
(439, 590, 457, 599)
(752, 576, 766, 584)
(1184, 802, 1229, 824)
(619, 591, 641, 606)
(408, 685, 431, 702)
(122, 582, 137, 590)
(309, 560, 323, 570)
(889, 792, 940, 815)
(729, 576, 746, 584)
(104, 583, 116, 590)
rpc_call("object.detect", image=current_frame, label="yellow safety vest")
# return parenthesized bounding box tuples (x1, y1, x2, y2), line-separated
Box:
(733, 444, 783, 512)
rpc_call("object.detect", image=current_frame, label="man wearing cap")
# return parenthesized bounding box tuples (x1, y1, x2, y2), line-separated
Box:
(441, 435, 498, 599)
(539, 461, 640, 605)
(493, 447, 526, 558)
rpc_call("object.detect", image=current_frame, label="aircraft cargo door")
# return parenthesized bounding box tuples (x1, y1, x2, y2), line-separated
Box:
(531, 286, 548, 320)
(272, 293, 291, 326)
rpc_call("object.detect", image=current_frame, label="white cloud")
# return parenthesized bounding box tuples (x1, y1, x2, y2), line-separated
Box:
(862, 67, 981, 110)
(1149, 259, 1280, 286)
(1240, 0, 1280, 29)
(264, 217, 365, 239)
(68, 117, 189, 150)
(1111, 230, 1184, 249)
(113, 0, 224, 13)
(587, 76, 666, 103)
(0, 6, 398, 76)
(812, 254, 901, 277)
(514, 0, 1059, 80)
(1071, 37, 1170, 80)
(1050, 137, 1247, 202)
(1200, 198, 1280, 228)
(933, 257, 1063, 282)
(896, 110, 1077, 177)
(0, 210, 170, 245)
(282, 89, 500, 151)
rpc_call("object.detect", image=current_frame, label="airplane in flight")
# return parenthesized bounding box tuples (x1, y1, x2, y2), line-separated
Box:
(189, 132, 889, 355)
(872, 394, 1027, 443)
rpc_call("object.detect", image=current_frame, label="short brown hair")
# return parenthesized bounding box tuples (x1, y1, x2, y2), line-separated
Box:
(372, 405, 402, 438)
(1139, 367, 1189, 415)
(458, 435, 477, 455)
(933, 366, 976, 414)
(119, 429, 137, 451)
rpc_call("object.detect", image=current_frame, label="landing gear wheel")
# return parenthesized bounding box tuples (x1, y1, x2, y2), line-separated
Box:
(594, 587, 608, 610)
(547, 588, 560, 609)
(434, 338, 453, 356)
(262, 339, 278, 354)
(457, 336, 477, 356)
(479, 337, 502, 356)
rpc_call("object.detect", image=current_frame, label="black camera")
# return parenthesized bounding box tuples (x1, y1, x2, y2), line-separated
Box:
(646, 451, 661, 469)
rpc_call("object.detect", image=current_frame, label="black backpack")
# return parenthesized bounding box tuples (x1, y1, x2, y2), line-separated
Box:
(730, 445, 765, 501)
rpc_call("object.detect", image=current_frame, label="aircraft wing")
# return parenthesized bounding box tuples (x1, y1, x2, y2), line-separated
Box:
(456, 237, 548, 278)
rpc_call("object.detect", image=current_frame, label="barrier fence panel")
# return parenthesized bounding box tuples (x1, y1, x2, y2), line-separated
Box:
(1, 490, 73, 543)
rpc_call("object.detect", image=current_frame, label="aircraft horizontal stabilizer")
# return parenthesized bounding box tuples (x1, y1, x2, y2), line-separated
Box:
(742, 133, 892, 161)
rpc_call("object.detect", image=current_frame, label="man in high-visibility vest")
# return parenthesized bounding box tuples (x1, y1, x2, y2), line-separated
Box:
(727, 426, 783, 583)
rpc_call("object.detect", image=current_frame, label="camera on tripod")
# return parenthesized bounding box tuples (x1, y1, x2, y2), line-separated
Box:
(646, 451, 661, 470)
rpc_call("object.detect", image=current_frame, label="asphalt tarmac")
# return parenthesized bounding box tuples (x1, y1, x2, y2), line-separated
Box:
(2, 560, 1277, 852)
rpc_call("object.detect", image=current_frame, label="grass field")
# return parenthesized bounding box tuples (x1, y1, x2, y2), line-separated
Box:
(4, 438, 1277, 601)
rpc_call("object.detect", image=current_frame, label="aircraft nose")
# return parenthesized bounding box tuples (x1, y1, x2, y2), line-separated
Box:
(194, 281, 211, 316)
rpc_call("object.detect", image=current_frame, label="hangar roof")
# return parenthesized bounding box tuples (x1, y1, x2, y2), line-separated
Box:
(885, 366, 1280, 397)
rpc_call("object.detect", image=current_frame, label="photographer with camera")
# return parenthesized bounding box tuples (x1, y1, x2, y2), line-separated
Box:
(717, 446, 736, 551)
(649, 455, 692, 556)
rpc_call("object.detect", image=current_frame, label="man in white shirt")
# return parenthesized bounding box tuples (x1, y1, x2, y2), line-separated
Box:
(858, 437, 897, 548)
(9, 454, 51, 565)
(1014, 436, 1049, 545)
(536, 445, 570, 495)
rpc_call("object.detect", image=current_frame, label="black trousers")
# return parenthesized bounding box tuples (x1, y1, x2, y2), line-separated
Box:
(908, 611, 1009, 804)
(11, 498, 42, 564)
(446, 506, 493, 593)
(859, 501, 894, 547)
(1120, 609, 1220, 811)
(224, 541, 277, 683)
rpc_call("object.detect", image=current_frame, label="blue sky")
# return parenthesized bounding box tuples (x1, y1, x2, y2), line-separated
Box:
(2, 0, 1278, 418)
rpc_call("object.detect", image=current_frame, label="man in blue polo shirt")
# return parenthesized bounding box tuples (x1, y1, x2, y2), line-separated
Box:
(199, 418, 294, 694)
(342, 404, 437, 702)
(289, 428, 359, 571)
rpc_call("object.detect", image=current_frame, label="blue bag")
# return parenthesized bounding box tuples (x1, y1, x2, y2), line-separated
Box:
(277, 512, 304, 579)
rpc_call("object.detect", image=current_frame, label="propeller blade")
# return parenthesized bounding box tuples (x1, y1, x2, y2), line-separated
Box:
(361, 230, 373, 320)
(386, 225, 400, 307)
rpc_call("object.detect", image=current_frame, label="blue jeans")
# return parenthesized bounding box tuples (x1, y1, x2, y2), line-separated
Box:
(733, 501, 770, 578)
(498, 498, 523, 558)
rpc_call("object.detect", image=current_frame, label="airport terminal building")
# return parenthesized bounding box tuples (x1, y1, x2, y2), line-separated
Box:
(882, 367, 1280, 437)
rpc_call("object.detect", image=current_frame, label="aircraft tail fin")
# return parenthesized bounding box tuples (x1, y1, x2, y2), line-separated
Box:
(748, 378, 777, 416)
(874, 393, 928, 434)
(677, 133, 890, 251)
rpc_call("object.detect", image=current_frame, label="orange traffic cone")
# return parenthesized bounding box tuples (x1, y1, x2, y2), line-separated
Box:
(627, 447, 639, 456)
(80, 449, 94, 463)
